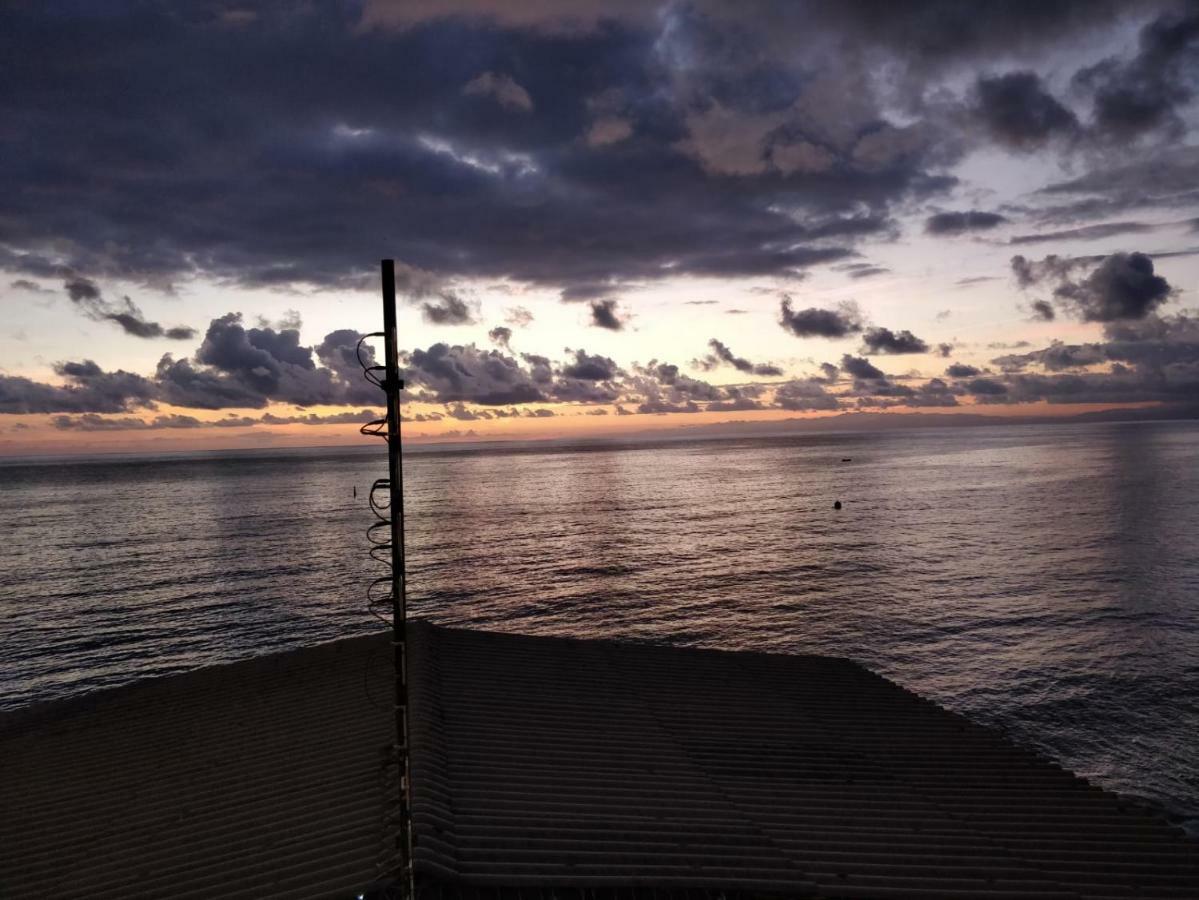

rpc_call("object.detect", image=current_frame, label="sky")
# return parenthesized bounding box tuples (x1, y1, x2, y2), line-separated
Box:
(3, 0, 1199, 454)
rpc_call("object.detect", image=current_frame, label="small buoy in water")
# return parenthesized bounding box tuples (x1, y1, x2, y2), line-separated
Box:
(353, 485, 357, 498)
(833, 500, 842, 510)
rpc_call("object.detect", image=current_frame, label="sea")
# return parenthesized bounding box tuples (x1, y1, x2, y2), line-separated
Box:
(2, 420, 1197, 831)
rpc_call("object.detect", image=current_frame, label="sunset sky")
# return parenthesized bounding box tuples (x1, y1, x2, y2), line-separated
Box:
(3, 0, 1199, 454)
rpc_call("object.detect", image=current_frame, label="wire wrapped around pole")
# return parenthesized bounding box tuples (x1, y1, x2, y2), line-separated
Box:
(359, 258, 413, 898)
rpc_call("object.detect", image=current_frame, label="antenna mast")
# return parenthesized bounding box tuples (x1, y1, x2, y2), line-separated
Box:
(359, 258, 413, 895)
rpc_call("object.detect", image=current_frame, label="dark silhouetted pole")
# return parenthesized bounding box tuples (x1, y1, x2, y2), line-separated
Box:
(381, 259, 413, 895)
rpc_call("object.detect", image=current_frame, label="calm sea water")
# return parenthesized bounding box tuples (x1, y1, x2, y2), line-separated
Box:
(2, 421, 1198, 829)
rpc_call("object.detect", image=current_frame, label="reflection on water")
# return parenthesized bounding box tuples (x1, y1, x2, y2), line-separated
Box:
(1, 420, 1197, 827)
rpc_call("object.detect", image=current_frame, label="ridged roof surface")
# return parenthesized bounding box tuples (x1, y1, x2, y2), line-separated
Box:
(3, 623, 1197, 898)
(410, 623, 1199, 899)
(1, 632, 397, 899)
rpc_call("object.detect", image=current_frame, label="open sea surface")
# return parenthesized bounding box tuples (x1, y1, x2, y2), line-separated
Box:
(2, 420, 1197, 829)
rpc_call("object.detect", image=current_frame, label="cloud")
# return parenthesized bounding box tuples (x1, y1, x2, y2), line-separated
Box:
(488, 325, 513, 348)
(861, 326, 930, 354)
(590, 299, 624, 330)
(1009, 221, 1157, 244)
(839, 354, 885, 380)
(461, 71, 534, 112)
(945, 362, 980, 377)
(695, 339, 783, 377)
(406, 342, 546, 406)
(1030, 299, 1056, 321)
(505, 307, 534, 327)
(924, 210, 1007, 235)
(561, 349, 621, 380)
(1074, 9, 1199, 141)
(51, 408, 383, 431)
(775, 379, 840, 411)
(10, 278, 51, 294)
(61, 276, 195, 339)
(0, 360, 157, 414)
(779, 297, 863, 338)
(973, 71, 1078, 149)
(421, 293, 476, 325)
(0, 4, 948, 296)
(1053, 252, 1175, 321)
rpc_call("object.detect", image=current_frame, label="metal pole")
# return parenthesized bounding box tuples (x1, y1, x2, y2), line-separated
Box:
(380, 259, 413, 895)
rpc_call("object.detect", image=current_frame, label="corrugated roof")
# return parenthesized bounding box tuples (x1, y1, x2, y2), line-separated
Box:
(3, 623, 1197, 898)
(409, 623, 1199, 899)
(1, 632, 397, 900)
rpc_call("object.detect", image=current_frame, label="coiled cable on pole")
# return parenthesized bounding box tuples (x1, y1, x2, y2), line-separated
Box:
(359, 258, 415, 898)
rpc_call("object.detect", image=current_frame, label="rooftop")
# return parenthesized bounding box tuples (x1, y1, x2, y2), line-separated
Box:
(3, 622, 1197, 898)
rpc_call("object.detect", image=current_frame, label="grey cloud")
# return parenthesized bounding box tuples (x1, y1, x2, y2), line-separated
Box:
(862, 327, 930, 355)
(462, 71, 534, 112)
(1052, 252, 1174, 321)
(505, 307, 534, 327)
(62, 276, 196, 340)
(1075, 9, 1199, 140)
(775, 379, 840, 411)
(590, 299, 624, 331)
(973, 71, 1078, 149)
(697, 339, 783, 377)
(839, 354, 885, 380)
(561, 349, 621, 381)
(0, 360, 157, 414)
(779, 297, 863, 338)
(0, 4, 950, 296)
(1030, 299, 1057, 321)
(407, 342, 545, 406)
(945, 362, 980, 377)
(421, 293, 476, 325)
(1010, 221, 1157, 244)
(925, 210, 1007, 235)
(488, 326, 513, 348)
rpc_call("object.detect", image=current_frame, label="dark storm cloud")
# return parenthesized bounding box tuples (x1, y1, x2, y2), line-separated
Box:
(861, 327, 930, 355)
(973, 72, 1078, 149)
(0, 3, 955, 295)
(695, 339, 783, 377)
(488, 326, 512, 348)
(421, 293, 476, 325)
(61, 276, 196, 340)
(924, 210, 1007, 235)
(590, 299, 624, 331)
(1074, 8, 1199, 140)
(778, 298, 863, 338)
